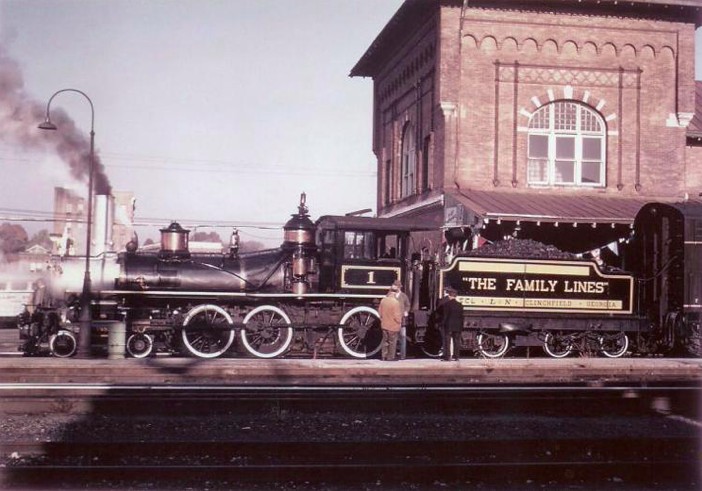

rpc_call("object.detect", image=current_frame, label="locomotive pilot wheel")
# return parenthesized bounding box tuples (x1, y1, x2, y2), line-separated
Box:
(49, 330, 77, 358)
(599, 332, 629, 358)
(240, 305, 293, 359)
(126, 333, 154, 358)
(181, 304, 235, 358)
(337, 306, 383, 359)
(476, 332, 510, 359)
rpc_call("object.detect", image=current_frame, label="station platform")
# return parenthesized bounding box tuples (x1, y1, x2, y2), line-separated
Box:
(0, 356, 700, 387)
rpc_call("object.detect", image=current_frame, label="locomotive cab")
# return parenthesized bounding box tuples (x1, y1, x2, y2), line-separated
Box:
(314, 215, 429, 294)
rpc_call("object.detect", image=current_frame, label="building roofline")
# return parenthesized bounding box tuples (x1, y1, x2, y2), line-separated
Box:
(350, 0, 702, 78)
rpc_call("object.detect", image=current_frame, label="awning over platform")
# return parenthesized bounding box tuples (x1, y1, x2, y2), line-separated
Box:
(447, 190, 652, 227)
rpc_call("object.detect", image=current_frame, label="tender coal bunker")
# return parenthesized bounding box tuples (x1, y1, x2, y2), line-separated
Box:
(466, 239, 577, 260)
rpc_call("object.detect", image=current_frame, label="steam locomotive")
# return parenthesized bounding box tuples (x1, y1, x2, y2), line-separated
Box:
(18, 194, 702, 359)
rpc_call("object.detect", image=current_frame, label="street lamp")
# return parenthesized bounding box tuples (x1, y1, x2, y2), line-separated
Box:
(38, 89, 95, 358)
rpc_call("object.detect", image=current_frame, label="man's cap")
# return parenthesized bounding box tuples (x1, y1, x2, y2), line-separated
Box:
(445, 287, 457, 296)
(392, 280, 402, 288)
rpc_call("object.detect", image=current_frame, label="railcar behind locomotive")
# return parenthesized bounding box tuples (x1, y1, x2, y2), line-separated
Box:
(17, 195, 702, 359)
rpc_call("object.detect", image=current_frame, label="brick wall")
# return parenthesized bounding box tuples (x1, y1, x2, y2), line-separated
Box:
(370, 2, 699, 216)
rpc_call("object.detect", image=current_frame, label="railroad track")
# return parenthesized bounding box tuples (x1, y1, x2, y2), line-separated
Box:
(1, 438, 698, 489)
(1, 385, 699, 489)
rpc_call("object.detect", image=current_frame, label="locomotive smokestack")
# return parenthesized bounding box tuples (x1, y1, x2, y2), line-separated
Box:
(0, 45, 111, 194)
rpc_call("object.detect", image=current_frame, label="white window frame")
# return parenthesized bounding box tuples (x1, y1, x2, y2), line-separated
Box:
(527, 101, 606, 188)
(400, 123, 416, 198)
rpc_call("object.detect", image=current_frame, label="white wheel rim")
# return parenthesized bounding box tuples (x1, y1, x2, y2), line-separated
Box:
(419, 327, 443, 358)
(241, 305, 293, 359)
(181, 304, 234, 358)
(543, 332, 573, 358)
(127, 333, 154, 358)
(476, 333, 509, 358)
(337, 306, 382, 359)
(600, 333, 629, 358)
(49, 331, 77, 358)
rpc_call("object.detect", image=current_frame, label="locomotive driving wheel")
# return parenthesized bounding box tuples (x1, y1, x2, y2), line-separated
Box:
(240, 305, 293, 359)
(476, 332, 509, 358)
(181, 304, 235, 358)
(543, 331, 574, 358)
(337, 306, 382, 359)
(49, 330, 77, 358)
(599, 332, 629, 358)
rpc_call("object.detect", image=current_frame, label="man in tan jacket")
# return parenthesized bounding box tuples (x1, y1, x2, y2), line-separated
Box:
(378, 288, 402, 361)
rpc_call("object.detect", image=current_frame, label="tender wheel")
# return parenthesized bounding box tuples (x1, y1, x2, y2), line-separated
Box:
(241, 305, 293, 359)
(49, 330, 77, 358)
(126, 333, 154, 358)
(337, 306, 382, 359)
(420, 326, 444, 358)
(181, 304, 235, 358)
(599, 332, 629, 358)
(543, 332, 574, 358)
(476, 332, 509, 359)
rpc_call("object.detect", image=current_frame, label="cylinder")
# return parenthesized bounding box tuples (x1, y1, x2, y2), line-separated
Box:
(107, 321, 126, 359)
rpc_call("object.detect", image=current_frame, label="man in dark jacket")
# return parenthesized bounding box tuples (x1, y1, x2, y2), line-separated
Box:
(441, 287, 463, 361)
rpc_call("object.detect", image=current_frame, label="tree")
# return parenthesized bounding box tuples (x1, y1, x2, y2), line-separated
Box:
(0, 223, 28, 261)
(191, 231, 223, 244)
(239, 240, 266, 252)
(28, 229, 53, 251)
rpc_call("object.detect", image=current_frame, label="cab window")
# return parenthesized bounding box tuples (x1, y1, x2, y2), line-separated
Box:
(344, 231, 375, 260)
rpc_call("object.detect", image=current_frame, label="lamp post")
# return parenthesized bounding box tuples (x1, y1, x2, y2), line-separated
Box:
(38, 89, 95, 358)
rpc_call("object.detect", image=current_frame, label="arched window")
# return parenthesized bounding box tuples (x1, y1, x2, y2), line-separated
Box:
(400, 122, 416, 197)
(527, 101, 606, 187)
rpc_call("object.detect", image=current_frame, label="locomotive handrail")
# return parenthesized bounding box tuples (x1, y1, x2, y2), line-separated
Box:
(635, 253, 682, 283)
(197, 262, 258, 290)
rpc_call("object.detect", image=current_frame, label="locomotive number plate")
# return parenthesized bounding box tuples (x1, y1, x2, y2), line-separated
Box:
(440, 258, 634, 314)
(340, 265, 401, 290)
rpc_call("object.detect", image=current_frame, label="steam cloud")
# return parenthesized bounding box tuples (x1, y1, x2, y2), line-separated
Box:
(0, 45, 111, 194)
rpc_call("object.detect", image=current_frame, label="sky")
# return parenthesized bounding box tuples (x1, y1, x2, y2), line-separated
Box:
(0, 0, 700, 247)
(0, 0, 404, 245)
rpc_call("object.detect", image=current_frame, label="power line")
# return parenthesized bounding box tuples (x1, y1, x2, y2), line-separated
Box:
(0, 151, 377, 177)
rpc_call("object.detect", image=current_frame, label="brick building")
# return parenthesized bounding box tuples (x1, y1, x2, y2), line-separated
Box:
(52, 187, 135, 256)
(351, 0, 702, 254)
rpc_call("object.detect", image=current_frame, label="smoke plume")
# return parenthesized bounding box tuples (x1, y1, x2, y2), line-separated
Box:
(0, 45, 111, 194)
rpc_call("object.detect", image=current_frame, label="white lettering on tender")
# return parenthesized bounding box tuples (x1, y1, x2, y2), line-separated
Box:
(563, 281, 606, 294)
(466, 277, 497, 290)
(505, 279, 558, 293)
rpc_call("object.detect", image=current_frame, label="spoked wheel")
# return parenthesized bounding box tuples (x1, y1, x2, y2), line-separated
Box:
(126, 333, 154, 358)
(240, 305, 293, 359)
(543, 332, 574, 358)
(599, 332, 629, 358)
(181, 304, 235, 358)
(476, 332, 510, 359)
(337, 306, 382, 359)
(49, 330, 77, 358)
(420, 326, 444, 358)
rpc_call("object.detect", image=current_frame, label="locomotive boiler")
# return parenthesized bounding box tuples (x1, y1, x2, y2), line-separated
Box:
(17, 195, 702, 360)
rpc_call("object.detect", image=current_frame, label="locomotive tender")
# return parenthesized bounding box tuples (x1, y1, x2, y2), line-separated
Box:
(18, 195, 702, 359)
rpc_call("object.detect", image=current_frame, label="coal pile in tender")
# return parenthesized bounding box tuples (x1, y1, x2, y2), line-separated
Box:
(466, 239, 577, 260)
